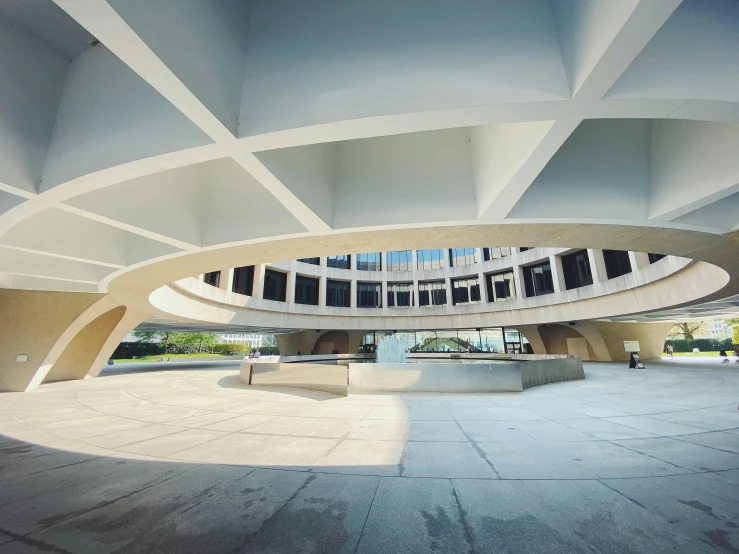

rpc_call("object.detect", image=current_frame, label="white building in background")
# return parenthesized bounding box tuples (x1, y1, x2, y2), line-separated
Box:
(701, 320, 734, 339)
(219, 334, 263, 348)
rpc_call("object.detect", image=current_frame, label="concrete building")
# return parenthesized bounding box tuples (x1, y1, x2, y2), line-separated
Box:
(219, 333, 262, 348)
(1, 0, 739, 393)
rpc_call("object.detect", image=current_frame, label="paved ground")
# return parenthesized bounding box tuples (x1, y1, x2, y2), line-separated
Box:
(0, 360, 737, 552)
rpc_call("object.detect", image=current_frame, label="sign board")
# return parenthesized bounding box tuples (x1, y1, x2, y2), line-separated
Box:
(629, 353, 645, 369)
(623, 341, 640, 353)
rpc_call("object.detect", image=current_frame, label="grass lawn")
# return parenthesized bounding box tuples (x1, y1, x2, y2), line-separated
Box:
(668, 351, 734, 357)
(111, 353, 240, 364)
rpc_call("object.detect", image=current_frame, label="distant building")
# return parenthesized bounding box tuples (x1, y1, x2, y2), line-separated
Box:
(699, 320, 733, 339)
(219, 334, 263, 348)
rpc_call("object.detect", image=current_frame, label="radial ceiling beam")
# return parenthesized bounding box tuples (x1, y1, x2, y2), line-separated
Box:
(52, 0, 332, 233)
(570, 0, 683, 101)
(57, 204, 197, 251)
(477, 118, 581, 220)
(479, 0, 682, 221)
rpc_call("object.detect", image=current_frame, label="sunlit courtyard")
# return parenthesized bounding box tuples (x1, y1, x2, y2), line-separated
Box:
(0, 361, 737, 552)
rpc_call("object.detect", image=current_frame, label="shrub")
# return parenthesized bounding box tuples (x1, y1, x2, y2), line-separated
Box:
(212, 343, 248, 355)
(664, 338, 734, 353)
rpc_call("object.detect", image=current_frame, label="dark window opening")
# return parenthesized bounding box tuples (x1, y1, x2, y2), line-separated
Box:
(648, 253, 666, 264)
(523, 262, 554, 297)
(387, 282, 414, 307)
(298, 257, 320, 265)
(357, 282, 382, 308)
(485, 271, 516, 302)
(204, 271, 221, 287)
(263, 269, 287, 302)
(451, 277, 481, 305)
(603, 250, 632, 279)
(294, 275, 319, 305)
(561, 250, 593, 290)
(418, 281, 447, 306)
(326, 280, 350, 307)
(232, 266, 254, 296)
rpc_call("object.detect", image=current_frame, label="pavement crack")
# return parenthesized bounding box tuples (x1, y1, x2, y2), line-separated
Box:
(453, 420, 501, 479)
(597, 480, 647, 509)
(450, 479, 476, 553)
(354, 476, 382, 554)
(0, 526, 75, 553)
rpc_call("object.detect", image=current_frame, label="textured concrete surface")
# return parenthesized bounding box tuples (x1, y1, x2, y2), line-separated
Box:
(0, 360, 737, 552)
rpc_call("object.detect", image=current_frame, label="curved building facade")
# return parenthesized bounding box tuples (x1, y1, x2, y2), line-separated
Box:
(180, 246, 691, 359)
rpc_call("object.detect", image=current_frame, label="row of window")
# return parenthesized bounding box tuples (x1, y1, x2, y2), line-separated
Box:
(211, 251, 668, 302)
(300, 247, 523, 271)
(261, 269, 516, 307)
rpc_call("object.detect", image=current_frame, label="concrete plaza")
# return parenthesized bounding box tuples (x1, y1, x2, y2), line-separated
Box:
(0, 361, 737, 552)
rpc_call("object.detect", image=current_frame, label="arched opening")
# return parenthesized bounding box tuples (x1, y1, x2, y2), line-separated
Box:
(537, 324, 596, 361)
(313, 330, 350, 354)
(44, 306, 127, 383)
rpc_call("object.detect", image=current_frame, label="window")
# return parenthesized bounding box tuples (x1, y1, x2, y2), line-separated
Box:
(485, 271, 516, 302)
(263, 269, 287, 301)
(298, 257, 320, 265)
(357, 282, 382, 308)
(418, 281, 447, 306)
(356, 252, 381, 271)
(232, 266, 254, 296)
(386, 251, 412, 271)
(451, 277, 481, 305)
(417, 249, 445, 270)
(326, 280, 351, 307)
(603, 250, 632, 279)
(522, 262, 554, 297)
(449, 248, 478, 267)
(483, 247, 512, 261)
(327, 255, 351, 269)
(387, 282, 414, 307)
(518, 247, 532, 252)
(294, 275, 319, 305)
(648, 253, 666, 264)
(561, 250, 593, 290)
(203, 271, 221, 287)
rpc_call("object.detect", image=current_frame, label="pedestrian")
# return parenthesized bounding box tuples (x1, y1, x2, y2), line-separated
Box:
(666, 344, 674, 357)
(254, 349, 261, 358)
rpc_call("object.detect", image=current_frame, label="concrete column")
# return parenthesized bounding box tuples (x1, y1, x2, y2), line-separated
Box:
(629, 251, 651, 270)
(587, 249, 608, 282)
(218, 268, 232, 291)
(550, 255, 567, 293)
(411, 250, 419, 306)
(319, 276, 327, 307)
(350, 279, 357, 308)
(255, 264, 267, 300)
(477, 269, 487, 302)
(285, 270, 295, 305)
(444, 275, 453, 306)
(513, 263, 526, 298)
(380, 251, 387, 272)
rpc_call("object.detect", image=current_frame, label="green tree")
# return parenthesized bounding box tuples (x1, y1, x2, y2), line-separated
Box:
(668, 321, 706, 341)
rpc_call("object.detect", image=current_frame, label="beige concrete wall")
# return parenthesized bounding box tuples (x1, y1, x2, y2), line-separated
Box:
(0, 290, 104, 392)
(538, 324, 597, 360)
(590, 321, 674, 361)
(44, 306, 127, 382)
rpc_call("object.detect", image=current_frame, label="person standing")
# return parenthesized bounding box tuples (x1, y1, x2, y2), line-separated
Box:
(666, 344, 674, 357)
